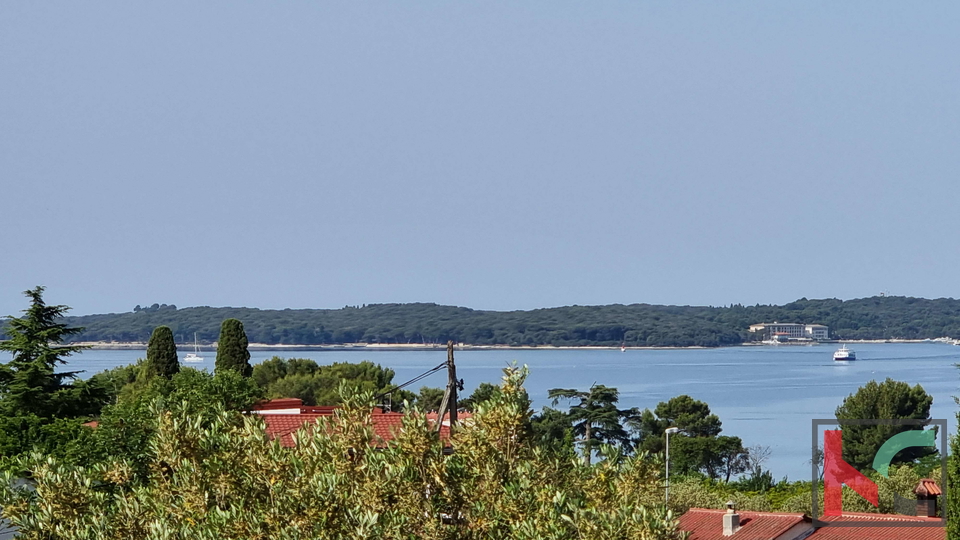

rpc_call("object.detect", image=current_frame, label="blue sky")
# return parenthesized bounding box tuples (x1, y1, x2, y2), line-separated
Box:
(2, 2, 959, 316)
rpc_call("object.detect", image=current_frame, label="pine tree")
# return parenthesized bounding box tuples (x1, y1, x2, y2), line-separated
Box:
(145, 326, 179, 379)
(548, 385, 636, 464)
(215, 318, 252, 377)
(836, 378, 934, 470)
(0, 286, 87, 417)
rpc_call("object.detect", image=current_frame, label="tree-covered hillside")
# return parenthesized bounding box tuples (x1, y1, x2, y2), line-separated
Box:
(22, 295, 960, 347)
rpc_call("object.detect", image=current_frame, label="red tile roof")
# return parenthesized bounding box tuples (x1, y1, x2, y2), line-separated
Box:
(915, 479, 942, 497)
(682, 508, 946, 540)
(260, 411, 463, 448)
(252, 399, 474, 448)
(810, 513, 944, 540)
(680, 508, 809, 540)
(261, 414, 328, 448)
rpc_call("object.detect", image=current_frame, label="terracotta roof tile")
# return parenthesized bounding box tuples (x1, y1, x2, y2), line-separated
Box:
(915, 479, 942, 496)
(260, 411, 469, 448)
(680, 508, 809, 540)
(261, 414, 329, 448)
(810, 513, 944, 540)
(371, 413, 405, 446)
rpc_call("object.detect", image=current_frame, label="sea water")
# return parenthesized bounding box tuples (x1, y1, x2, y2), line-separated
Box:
(2, 342, 958, 480)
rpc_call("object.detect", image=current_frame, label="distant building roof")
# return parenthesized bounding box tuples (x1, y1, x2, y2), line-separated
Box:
(809, 513, 944, 540)
(752, 323, 827, 327)
(256, 398, 469, 448)
(679, 508, 945, 540)
(252, 397, 364, 415)
(679, 508, 809, 540)
(261, 412, 414, 447)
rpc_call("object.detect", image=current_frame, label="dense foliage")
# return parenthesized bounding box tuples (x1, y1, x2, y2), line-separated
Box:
(58, 368, 264, 479)
(252, 357, 417, 409)
(144, 325, 179, 380)
(633, 395, 748, 481)
(549, 385, 635, 464)
(0, 287, 109, 457)
(668, 464, 941, 516)
(215, 318, 252, 377)
(945, 364, 960, 539)
(47, 295, 960, 347)
(0, 367, 688, 540)
(835, 378, 935, 471)
(1, 290, 952, 536)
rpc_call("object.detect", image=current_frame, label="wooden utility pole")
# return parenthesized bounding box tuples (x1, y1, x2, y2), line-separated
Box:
(435, 340, 459, 433)
(446, 340, 458, 428)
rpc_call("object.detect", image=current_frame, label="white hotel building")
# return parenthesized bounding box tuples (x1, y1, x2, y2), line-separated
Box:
(748, 322, 829, 341)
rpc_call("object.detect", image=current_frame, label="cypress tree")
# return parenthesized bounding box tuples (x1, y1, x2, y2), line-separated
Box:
(216, 318, 252, 377)
(145, 326, 179, 379)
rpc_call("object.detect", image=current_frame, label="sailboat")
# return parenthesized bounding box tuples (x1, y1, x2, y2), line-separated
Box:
(183, 333, 204, 363)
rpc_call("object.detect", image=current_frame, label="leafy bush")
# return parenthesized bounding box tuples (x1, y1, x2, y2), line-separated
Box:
(0, 367, 687, 540)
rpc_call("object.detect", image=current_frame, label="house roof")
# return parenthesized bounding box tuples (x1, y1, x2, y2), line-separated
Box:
(679, 508, 809, 540)
(915, 478, 942, 496)
(262, 414, 328, 447)
(254, 398, 304, 410)
(260, 410, 464, 448)
(681, 508, 946, 540)
(809, 513, 944, 540)
(252, 397, 376, 415)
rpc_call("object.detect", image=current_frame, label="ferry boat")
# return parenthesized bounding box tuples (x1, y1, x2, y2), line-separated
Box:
(833, 345, 856, 361)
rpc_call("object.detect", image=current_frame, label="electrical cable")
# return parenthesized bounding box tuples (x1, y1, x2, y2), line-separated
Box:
(374, 362, 446, 402)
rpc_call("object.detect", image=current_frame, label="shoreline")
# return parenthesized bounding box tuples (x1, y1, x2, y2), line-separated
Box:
(67, 338, 958, 352)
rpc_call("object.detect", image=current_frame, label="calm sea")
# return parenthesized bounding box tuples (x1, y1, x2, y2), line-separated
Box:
(2, 342, 958, 481)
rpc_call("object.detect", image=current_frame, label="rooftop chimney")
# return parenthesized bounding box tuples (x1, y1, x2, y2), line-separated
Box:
(723, 500, 740, 536)
(914, 479, 941, 518)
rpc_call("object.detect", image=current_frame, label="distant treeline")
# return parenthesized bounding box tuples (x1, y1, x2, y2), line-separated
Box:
(4, 296, 956, 348)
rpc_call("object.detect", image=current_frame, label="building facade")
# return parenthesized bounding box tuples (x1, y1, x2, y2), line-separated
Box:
(749, 322, 829, 341)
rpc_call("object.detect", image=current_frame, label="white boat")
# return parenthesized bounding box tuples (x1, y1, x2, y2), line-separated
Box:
(184, 333, 204, 363)
(833, 345, 856, 361)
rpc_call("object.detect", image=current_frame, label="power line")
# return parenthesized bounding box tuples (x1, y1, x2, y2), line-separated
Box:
(374, 362, 446, 403)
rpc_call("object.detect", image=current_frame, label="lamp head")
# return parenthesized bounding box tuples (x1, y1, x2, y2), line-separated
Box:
(665, 427, 680, 435)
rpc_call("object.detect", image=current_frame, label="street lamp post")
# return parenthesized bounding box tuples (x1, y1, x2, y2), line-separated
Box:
(665, 427, 680, 505)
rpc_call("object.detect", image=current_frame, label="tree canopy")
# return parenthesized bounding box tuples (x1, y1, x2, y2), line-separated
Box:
(48, 295, 960, 347)
(215, 318, 252, 377)
(252, 357, 418, 410)
(0, 287, 108, 457)
(634, 394, 722, 455)
(0, 367, 688, 540)
(144, 325, 179, 379)
(633, 395, 748, 481)
(548, 384, 637, 463)
(461, 382, 501, 412)
(836, 378, 935, 471)
(0, 286, 89, 418)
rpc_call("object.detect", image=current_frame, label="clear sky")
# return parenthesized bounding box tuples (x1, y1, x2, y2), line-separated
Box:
(2, 2, 959, 317)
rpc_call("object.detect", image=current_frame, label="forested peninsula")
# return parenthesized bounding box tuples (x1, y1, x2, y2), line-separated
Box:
(18, 295, 960, 348)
